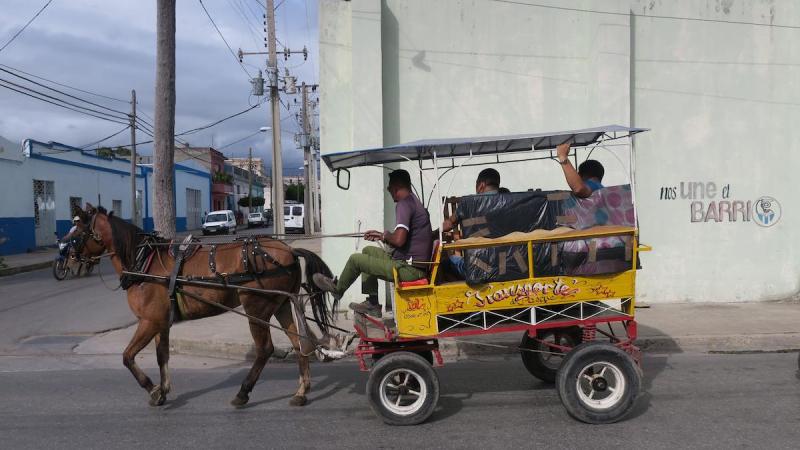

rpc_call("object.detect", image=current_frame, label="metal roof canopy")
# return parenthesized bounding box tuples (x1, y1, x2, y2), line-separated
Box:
(322, 124, 648, 171)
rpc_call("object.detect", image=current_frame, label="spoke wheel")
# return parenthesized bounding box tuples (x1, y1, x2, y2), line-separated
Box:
(52, 259, 68, 281)
(367, 351, 439, 426)
(556, 341, 641, 424)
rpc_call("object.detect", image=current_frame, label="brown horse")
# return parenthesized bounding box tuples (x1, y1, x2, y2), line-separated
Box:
(86, 205, 336, 408)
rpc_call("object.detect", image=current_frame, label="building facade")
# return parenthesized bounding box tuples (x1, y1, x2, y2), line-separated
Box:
(0, 139, 210, 255)
(319, 0, 800, 304)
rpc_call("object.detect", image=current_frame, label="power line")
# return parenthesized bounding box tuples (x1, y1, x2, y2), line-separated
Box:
(227, 0, 262, 48)
(0, 64, 129, 103)
(0, 0, 55, 53)
(197, 0, 253, 78)
(0, 80, 128, 125)
(0, 67, 130, 119)
(175, 102, 263, 137)
(80, 125, 131, 149)
(0, 76, 129, 122)
(489, 0, 800, 29)
(218, 130, 262, 150)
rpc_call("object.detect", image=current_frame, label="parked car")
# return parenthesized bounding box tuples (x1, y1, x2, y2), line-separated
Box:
(247, 211, 266, 228)
(202, 210, 237, 235)
(284, 203, 304, 233)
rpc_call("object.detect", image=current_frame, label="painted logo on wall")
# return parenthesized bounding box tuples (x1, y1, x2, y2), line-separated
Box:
(753, 196, 781, 227)
(659, 182, 781, 227)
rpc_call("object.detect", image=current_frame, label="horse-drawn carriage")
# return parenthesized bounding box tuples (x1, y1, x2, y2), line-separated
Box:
(322, 125, 650, 425)
(81, 125, 649, 427)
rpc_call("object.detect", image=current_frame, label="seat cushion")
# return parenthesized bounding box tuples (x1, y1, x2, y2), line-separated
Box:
(399, 278, 429, 288)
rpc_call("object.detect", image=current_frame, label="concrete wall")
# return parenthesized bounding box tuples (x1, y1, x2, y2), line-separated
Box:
(319, 0, 800, 303)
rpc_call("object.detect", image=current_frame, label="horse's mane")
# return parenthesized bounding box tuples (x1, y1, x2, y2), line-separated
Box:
(106, 212, 147, 270)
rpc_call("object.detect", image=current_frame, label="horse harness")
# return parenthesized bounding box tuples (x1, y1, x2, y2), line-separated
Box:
(122, 235, 299, 324)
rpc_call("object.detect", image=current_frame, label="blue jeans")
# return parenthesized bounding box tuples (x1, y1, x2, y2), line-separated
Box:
(444, 255, 466, 278)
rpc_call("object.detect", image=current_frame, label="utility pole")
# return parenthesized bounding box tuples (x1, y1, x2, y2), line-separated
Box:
(266, 0, 284, 235)
(129, 89, 138, 227)
(247, 146, 253, 212)
(301, 83, 311, 234)
(154, 0, 176, 238)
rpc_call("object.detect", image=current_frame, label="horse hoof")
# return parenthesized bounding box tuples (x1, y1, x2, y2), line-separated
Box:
(231, 394, 249, 408)
(289, 395, 307, 407)
(149, 387, 166, 407)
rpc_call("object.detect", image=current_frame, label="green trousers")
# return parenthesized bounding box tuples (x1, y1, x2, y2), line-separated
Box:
(335, 246, 427, 297)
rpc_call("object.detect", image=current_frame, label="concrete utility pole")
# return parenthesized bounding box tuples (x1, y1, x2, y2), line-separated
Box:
(154, 0, 176, 238)
(300, 82, 320, 234)
(247, 146, 253, 211)
(129, 89, 138, 227)
(266, 0, 285, 234)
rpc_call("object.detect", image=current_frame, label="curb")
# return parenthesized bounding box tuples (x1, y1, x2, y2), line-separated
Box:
(168, 332, 800, 363)
(0, 261, 52, 277)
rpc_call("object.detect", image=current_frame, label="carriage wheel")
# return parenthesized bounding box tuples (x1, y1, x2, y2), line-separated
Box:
(52, 259, 68, 281)
(520, 327, 581, 383)
(556, 341, 641, 424)
(366, 351, 439, 426)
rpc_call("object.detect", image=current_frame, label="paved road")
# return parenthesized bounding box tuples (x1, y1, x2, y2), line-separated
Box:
(0, 352, 797, 449)
(0, 225, 274, 357)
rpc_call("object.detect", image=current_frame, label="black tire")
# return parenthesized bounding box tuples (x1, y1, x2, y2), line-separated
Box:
(366, 351, 439, 426)
(556, 341, 641, 424)
(52, 259, 68, 281)
(520, 328, 582, 383)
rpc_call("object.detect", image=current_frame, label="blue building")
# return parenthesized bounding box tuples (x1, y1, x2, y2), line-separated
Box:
(0, 139, 210, 255)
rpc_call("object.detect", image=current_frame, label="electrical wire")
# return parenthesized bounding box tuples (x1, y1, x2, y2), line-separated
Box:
(0, 79, 129, 125)
(0, 67, 130, 119)
(80, 125, 131, 149)
(227, 0, 262, 48)
(0, 63, 129, 103)
(197, 0, 253, 79)
(0, 0, 55, 53)
(175, 102, 264, 137)
(218, 130, 263, 150)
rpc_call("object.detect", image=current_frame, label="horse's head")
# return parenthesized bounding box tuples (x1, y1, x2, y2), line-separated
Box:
(84, 202, 112, 251)
(85, 202, 144, 271)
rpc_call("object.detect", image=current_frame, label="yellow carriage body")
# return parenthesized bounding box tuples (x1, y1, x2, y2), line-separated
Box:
(391, 225, 647, 339)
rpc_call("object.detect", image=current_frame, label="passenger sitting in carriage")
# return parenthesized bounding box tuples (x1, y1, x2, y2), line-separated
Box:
(556, 140, 604, 197)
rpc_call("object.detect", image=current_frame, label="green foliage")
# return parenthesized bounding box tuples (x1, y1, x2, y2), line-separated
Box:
(94, 146, 131, 158)
(212, 171, 233, 184)
(238, 196, 265, 207)
(285, 183, 304, 202)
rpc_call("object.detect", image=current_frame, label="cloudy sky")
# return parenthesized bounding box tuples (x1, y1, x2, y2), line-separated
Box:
(0, 0, 318, 175)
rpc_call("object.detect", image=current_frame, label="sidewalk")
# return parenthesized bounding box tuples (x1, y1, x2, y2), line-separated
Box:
(0, 248, 56, 276)
(77, 296, 800, 362)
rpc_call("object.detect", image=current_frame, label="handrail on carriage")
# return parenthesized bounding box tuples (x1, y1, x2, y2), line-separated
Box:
(441, 225, 637, 251)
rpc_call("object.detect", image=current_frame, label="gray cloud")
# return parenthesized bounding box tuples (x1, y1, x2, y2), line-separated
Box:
(0, 0, 319, 175)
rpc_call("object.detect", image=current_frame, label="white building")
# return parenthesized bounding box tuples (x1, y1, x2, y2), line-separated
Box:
(0, 139, 210, 255)
(319, 0, 799, 304)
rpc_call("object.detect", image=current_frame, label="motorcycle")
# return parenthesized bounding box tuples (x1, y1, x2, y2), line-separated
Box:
(52, 234, 97, 281)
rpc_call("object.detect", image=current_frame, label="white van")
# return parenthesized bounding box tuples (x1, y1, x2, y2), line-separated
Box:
(283, 203, 304, 233)
(202, 210, 237, 235)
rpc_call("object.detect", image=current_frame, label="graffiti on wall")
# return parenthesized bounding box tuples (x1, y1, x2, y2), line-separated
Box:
(659, 182, 781, 227)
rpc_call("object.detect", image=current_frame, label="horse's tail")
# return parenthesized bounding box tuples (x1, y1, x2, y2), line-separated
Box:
(292, 248, 337, 333)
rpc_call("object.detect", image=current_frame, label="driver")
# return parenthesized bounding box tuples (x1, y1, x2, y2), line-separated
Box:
(60, 216, 84, 255)
(313, 169, 432, 318)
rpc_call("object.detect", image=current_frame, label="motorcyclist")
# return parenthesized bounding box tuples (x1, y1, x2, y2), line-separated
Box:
(60, 216, 84, 256)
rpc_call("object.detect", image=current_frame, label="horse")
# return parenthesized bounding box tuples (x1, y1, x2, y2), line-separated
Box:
(85, 204, 337, 408)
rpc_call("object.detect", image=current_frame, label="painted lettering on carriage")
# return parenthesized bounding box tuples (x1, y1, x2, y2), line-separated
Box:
(405, 297, 426, 311)
(465, 278, 580, 308)
(590, 285, 615, 298)
(658, 182, 781, 226)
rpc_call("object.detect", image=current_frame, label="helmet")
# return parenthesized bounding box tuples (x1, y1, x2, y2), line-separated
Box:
(72, 216, 81, 223)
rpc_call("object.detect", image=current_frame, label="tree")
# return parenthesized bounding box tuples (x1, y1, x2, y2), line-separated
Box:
(153, 0, 176, 238)
(285, 183, 304, 203)
(238, 196, 265, 208)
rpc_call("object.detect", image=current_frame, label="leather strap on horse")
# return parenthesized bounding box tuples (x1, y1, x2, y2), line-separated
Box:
(167, 236, 198, 325)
